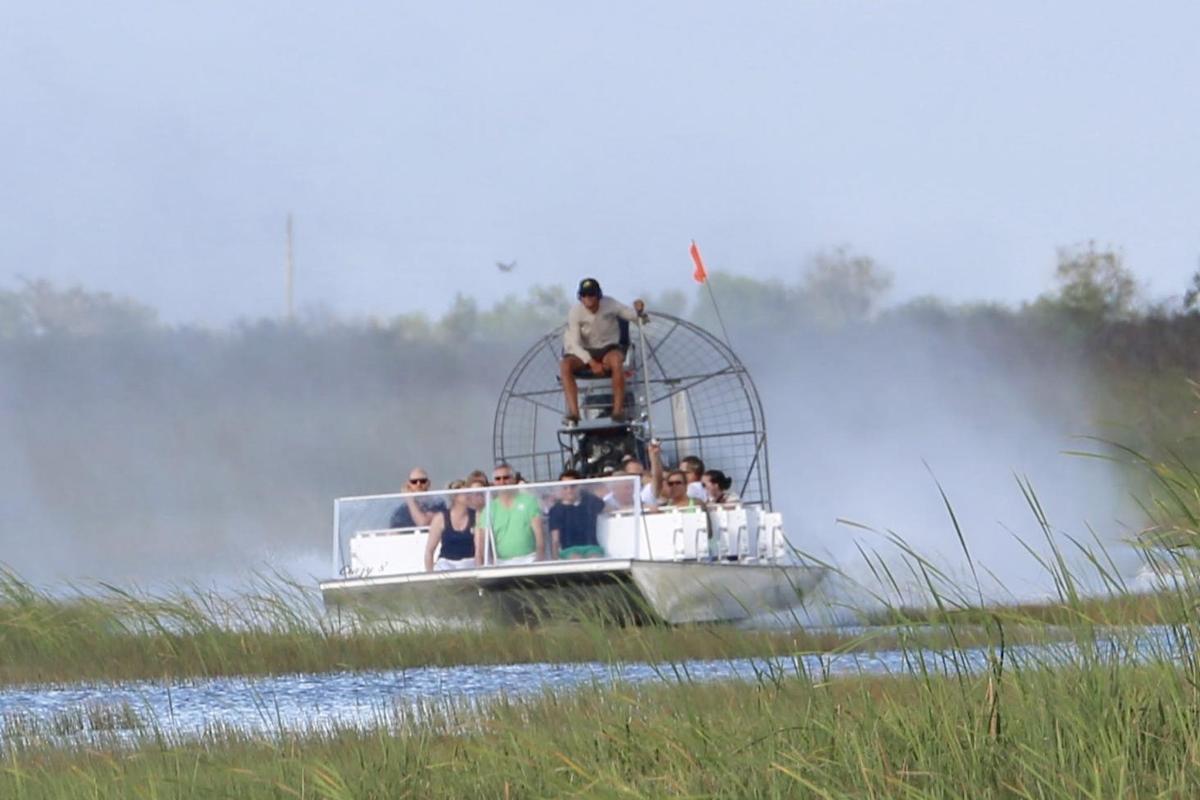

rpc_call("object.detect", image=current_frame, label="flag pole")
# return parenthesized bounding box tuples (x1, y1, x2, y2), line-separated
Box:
(704, 278, 734, 349)
(690, 240, 733, 349)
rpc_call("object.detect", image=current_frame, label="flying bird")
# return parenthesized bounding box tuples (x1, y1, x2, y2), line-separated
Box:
(496, 260, 517, 273)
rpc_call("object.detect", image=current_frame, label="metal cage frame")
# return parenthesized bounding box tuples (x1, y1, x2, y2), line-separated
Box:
(492, 312, 773, 509)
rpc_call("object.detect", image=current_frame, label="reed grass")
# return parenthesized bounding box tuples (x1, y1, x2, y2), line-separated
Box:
(4, 490, 1200, 797)
(0, 568, 846, 684)
(2, 639, 1200, 798)
(0, 563, 1133, 687)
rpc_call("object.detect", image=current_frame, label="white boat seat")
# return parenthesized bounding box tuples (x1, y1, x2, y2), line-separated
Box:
(709, 506, 757, 561)
(757, 512, 787, 563)
(348, 527, 429, 576)
(639, 508, 709, 561)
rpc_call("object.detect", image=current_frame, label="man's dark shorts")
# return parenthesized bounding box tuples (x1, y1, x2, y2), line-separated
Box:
(563, 345, 622, 362)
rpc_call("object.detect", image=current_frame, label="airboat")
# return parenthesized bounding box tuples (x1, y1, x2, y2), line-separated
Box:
(319, 312, 825, 624)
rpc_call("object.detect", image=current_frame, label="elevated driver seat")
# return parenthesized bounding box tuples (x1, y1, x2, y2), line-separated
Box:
(569, 319, 634, 378)
(562, 319, 637, 422)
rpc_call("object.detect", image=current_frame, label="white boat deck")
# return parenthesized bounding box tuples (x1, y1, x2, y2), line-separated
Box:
(321, 476, 822, 624)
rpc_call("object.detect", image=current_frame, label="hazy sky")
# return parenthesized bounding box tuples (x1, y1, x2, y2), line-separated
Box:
(3, 1, 1198, 324)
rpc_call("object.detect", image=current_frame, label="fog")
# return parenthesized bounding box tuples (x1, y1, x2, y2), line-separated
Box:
(0, 328, 506, 587)
(749, 323, 1139, 604)
(0, 305, 1141, 604)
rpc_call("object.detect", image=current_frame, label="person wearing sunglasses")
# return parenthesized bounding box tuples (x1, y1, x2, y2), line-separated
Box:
(660, 469, 701, 510)
(559, 277, 646, 426)
(388, 468, 446, 529)
(474, 463, 545, 564)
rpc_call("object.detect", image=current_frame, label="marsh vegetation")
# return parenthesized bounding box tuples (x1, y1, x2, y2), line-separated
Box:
(2, 544, 1200, 797)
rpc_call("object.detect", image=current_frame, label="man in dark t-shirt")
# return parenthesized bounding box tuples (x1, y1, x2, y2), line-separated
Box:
(389, 467, 446, 528)
(547, 469, 607, 559)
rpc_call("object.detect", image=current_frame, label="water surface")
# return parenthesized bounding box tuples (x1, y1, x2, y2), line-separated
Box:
(0, 626, 1181, 743)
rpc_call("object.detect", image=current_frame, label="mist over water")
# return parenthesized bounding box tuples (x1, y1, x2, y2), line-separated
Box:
(0, 306, 1140, 601)
(750, 320, 1140, 603)
(0, 330, 514, 587)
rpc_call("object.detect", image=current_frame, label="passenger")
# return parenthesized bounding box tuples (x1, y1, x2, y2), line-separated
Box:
(389, 467, 446, 528)
(465, 478, 488, 512)
(701, 469, 741, 506)
(474, 462, 545, 564)
(605, 474, 637, 512)
(661, 469, 701, 510)
(679, 456, 709, 503)
(559, 278, 646, 426)
(465, 478, 490, 564)
(603, 452, 659, 511)
(424, 480, 476, 571)
(548, 469, 607, 559)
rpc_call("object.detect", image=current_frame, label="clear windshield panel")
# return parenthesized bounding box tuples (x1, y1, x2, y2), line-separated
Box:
(332, 475, 644, 578)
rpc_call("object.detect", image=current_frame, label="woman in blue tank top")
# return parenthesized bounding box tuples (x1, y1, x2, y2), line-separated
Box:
(424, 480, 477, 571)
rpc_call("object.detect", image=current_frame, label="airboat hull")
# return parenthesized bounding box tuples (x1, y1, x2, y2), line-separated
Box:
(320, 559, 825, 626)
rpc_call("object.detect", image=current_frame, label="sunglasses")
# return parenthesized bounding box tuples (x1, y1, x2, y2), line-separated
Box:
(409, 478, 429, 485)
(666, 479, 685, 486)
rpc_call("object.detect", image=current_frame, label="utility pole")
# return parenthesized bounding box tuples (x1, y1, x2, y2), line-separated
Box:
(285, 213, 295, 321)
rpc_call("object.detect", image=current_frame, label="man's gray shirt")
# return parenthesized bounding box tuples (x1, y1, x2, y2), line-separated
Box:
(563, 297, 640, 361)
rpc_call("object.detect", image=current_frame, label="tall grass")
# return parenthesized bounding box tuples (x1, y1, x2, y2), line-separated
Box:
(3, 542, 1200, 797)
(0, 567, 882, 684)
(0, 561, 1142, 687)
(1, 663, 1198, 798)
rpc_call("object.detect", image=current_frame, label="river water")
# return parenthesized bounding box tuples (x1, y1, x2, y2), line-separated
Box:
(0, 626, 1185, 745)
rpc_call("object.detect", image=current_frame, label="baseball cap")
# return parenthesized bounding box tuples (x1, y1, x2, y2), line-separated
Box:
(577, 278, 602, 298)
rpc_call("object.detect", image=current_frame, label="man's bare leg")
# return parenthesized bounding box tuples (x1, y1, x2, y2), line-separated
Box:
(560, 355, 585, 420)
(604, 349, 627, 419)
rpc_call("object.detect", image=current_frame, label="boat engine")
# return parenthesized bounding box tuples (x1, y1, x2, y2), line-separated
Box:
(572, 424, 644, 478)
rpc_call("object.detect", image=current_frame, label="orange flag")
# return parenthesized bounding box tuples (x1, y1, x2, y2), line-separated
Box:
(689, 240, 708, 284)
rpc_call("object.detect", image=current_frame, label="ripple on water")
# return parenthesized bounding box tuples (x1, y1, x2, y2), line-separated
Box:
(0, 626, 1186, 743)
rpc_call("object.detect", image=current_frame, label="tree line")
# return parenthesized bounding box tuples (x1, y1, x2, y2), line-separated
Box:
(4, 245, 1197, 458)
(0, 244, 1195, 583)
(1, 242, 1197, 338)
